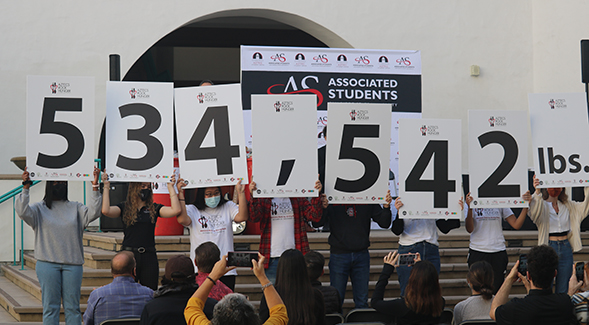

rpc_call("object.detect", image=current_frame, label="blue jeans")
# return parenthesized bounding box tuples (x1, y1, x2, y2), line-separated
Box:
(549, 239, 573, 294)
(36, 260, 83, 325)
(397, 241, 440, 296)
(266, 257, 280, 285)
(329, 249, 370, 308)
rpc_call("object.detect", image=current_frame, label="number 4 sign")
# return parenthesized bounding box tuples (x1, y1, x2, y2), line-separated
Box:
(26, 76, 95, 181)
(175, 84, 248, 188)
(468, 110, 528, 208)
(324, 103, 392, 204)
(399, 119, 462, 219)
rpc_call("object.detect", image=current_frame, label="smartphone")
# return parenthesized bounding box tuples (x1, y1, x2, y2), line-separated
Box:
(518, 254, 527, 275)
(227, 251, 258, 268)
(576, 262, 585, 282)
(396, 253, 417, 267)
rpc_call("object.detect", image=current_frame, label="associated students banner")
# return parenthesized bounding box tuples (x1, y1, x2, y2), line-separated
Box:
(241, 46, 421, 113)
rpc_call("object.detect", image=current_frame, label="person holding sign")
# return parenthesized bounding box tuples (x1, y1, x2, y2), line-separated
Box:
(463, 192, 529, 293)
(528, 175, 589, 294)
(176, 179, 248, 291)
(247, 178, 324, 284)
(392, 197, 462, 296)
(101, 173, 182, 290)
(16, 167, 102, 325)
(314, 191, 393, 309)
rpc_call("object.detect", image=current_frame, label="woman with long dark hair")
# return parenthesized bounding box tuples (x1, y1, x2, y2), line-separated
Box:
(528, 174, 589, 293)
(16, 167, 102, 325)
(102, 174, 182, 290)
(177, 180, 248, 291)
(453, 261, 495, 324)
(371, 251, 444, 325)
(259, 249, 325, 325)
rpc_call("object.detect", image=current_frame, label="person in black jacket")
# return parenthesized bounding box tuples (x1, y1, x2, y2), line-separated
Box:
(392, 197, 462, 296)
(140, 255, 217, 325)
(304, 250, 342, 314)
(314, 191, 393, 309)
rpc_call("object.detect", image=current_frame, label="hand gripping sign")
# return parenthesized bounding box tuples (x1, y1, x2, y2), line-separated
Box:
(529, 93, 589, 188)
(251, 94, 318, 198)
(324, 102, 392, 204)
(398, 119, 462, 219)
(106, 81, 174, 182)
(468, 110, 529, 208)
(175, 84, 248, 188)
(26, 76, 95, 181)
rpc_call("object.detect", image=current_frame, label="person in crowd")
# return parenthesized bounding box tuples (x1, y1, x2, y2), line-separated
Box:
(84, 251, 153, 325)
(371, 251, 445, 325)
(248, 178, 323, 283)
(314, 190, 392, 308)
(528, 174, 589, 293)
(304, 250, 342, 314)
(140, 254, 217, 325)
(259, 249, 324, 325)
(490, 245, 576, 325)
(101, 173, 181, 290)
(176, 178, 248, 291)
(194, 242, 233, 300)
(392, 197, 462, 295)
(16, 167, 102, 325)
(569, 261, 589, 325)
(464, 192, 529, 293)
(184, 253, 288, 325)
(452, 261, 495, 324)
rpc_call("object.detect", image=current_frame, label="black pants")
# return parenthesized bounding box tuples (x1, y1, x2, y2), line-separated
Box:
(467, 248, 508, 294)
(131, 250, 159, 290)
(220, 275, 236, 291)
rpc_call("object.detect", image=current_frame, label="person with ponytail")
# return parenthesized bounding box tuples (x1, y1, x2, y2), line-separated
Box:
(371, 251, 445, 325)
(453, 261, 495, 324)
(102, 174, 182, 290)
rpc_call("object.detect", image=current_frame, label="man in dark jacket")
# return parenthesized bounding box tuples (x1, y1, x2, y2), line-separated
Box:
(140, 255, 217, 325)
(304, 250, 342, 314)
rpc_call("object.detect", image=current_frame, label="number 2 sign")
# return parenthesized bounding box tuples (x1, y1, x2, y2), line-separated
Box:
(398, 119, 462, 219)
(324, 103, 392, 204)
(106, 81, 174, 182)
(26, 76, 95, 181)
(175, 84, 248, 188)
(468, 110, 528, 208)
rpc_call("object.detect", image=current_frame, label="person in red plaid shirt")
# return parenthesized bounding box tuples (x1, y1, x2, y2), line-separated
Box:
(248, 178, 326, 284)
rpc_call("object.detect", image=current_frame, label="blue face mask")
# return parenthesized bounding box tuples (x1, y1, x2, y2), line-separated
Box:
(205, 196, 221, 208)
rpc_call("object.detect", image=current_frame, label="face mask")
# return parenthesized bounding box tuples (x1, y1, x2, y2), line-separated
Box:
(547, 188, 562, 198)
(139, 188, 152, 201)
(205, 195, 221, 208)
(52, 183, 67, 200)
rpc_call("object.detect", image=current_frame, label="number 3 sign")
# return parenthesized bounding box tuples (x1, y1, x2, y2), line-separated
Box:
(468, 110, 528, 208)
(106, 81, 174, 182)
(324, 103, 392, 204)
(26, 76, 95, 181)
(399, 119, 462, 219)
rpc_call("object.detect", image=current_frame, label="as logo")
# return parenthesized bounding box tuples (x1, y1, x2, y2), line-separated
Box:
(396, 57, 411, 66)
(355, 56, 370, 65)
(313, 54, 328, 63)
(266, 75, 323, 107)
(270, 53, 286, 62)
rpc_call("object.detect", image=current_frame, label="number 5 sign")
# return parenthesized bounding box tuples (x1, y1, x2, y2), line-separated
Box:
(26, 76, 95, 181)
(399, 119, 462, 219)
(468, 110, 528, 208)
(106, 81, 174, 182)
(324, 103, 392, 204)
(175, 84, 248, 187)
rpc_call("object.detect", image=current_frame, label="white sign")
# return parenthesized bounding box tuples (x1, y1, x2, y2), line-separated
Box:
(468, 110, 529, 208)
(251, 95, 318, 198)
(175, 84, 248, 188)
(26, 76, 95, 181)
(106, 81, 174, 182)
(529, 93, 589, 188)
(324, 103, 392, 204)
(398, 119, 462, 219)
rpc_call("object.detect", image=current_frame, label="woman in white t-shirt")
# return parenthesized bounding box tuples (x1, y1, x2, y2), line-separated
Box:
(464, 192, 528, 293)
(177, 179, 248, 291)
